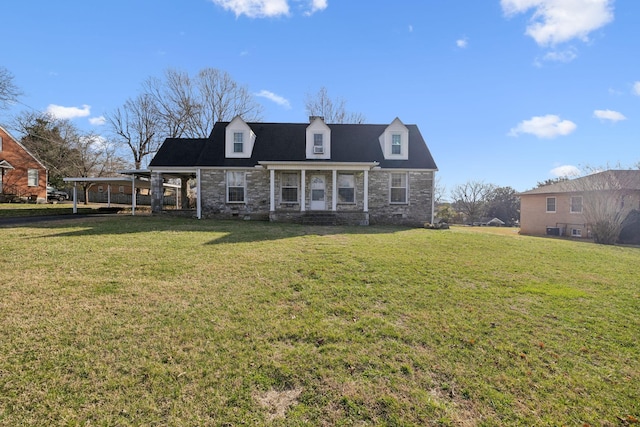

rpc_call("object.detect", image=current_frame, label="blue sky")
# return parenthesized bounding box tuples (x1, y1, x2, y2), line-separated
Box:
(1, 0, 638, 194)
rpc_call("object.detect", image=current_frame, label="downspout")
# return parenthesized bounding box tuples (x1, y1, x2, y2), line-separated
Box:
(196, 168, 202, 219)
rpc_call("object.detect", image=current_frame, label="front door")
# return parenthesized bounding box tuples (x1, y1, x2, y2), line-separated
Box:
(310, 175, 326, 210)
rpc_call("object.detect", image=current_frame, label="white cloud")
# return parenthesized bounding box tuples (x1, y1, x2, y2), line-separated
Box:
(46, 104, 91, 120)
(211, 0, 289, 17)
(508, 114, 577, 138)
(593, 109, 626, 122)
(305, 0, 327, 16)
(211, 0, 327, 18)
(456, 38, 468, 48)
(89, 116, 106, 126)
(256, 90, 291, 108)
(550, 165, 581, 177)
(541, 47, 577, 63)
(633, 81, 640, 96)
(501, 0, 614, 46)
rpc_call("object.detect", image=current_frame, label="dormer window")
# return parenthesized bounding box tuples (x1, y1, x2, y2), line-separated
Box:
(379, 118, 409, 160)
(233, 132, 244, 153)
(313, 134, 324, 154)
(225, 116, 256, 158)
(392, 134, 401, 154)
(306, 117, 331, 159)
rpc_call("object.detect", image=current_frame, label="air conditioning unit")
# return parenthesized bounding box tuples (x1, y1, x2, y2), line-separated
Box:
(546, 227, 560, 236)
(313, 146, 324, 154)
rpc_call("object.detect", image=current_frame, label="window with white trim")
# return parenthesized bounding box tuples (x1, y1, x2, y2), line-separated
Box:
(281, 172, 298, 203)
(313, 134, 324, 154)
(233, 132, 244, 153)
(390, 173, 408, 204)
(27, 169, 39, 187)
(338, 174, 355, 203)
(119, 186, 125, 193)
(571, 228, 582, 237)
(570, 196, 582, 213)
(227, 171, 246, 203)
(546, 197, 556, 213)
(391, 134, 401, 155)
(0, 136, 3, 151)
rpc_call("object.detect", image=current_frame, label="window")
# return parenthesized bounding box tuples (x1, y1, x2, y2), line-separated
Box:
(27, 169, 39, 187)
(338, 174, 355, 203)
(227, 171, 246, 203)
(0, 136, 3, 151)
(546, 197, 556, 213)
(119, 186, 125, 193)
(571, 228, 582, 237)
(313, 133, 324, 154)
(570, 196, 583, 213)
(390, 173, 407, 204)
(391, 134, 401, 155)
(233, 132, 244, 153)
(281, 172, 298, 203)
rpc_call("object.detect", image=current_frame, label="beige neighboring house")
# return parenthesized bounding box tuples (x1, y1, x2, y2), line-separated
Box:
(519, 170, 640, 241)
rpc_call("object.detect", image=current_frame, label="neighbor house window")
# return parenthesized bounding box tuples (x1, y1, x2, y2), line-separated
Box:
(233, 132, 244, 153)
(570, 196, 583, 213)
(546, 197, 556, 213)
(390, 173, 408, 204)
(27, 169, 38, 187)
(0, 136, 3, 151)
(391, 134, 401, 155)
(313, 134, 324, 154)
(227, 171, 246, 203)
(571, 228, 582, 237)
(119, 186, 125, 193)
(338, 174, 355, 203)
(281, 172, 298, 203)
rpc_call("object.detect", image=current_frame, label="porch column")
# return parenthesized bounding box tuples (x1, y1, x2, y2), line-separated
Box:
(300, 169, 306, 212)
(196, 168, 202, 219)
(363, 170, 369, 212)
(107, 184, 112, 208)
(269, 169, 275, 212)
(332, 169, 337, 211)
(151, 172, 164, 213)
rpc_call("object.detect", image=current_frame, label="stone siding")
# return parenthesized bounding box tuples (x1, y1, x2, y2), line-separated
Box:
(163, 168, 433, 226)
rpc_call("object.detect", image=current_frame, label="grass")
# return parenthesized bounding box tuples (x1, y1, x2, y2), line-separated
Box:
(0, 217, 638, 426)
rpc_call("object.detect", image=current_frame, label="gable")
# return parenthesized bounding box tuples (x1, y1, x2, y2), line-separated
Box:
(378, 117, 409, 160)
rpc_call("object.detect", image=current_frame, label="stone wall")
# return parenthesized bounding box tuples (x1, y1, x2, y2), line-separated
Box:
(168, 168, 433, 226)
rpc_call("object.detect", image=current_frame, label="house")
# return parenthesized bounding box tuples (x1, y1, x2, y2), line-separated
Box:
(0, 125, 47, 203)
(519, 170, 640, 241)
(148, 116, 438, 226)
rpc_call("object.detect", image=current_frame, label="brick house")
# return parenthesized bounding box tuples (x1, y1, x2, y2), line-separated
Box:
(519, 170, 640, 241)
(148, 116, 438, 226)
(0, 125, 47, 203)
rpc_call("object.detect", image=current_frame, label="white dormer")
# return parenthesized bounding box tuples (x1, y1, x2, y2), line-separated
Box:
(379, 117, 409, 160)
(306, 117, 331, 159)
(225, 116, 256, 158)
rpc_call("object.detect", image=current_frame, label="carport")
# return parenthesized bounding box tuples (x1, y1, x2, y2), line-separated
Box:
(64, 172, 180, 215)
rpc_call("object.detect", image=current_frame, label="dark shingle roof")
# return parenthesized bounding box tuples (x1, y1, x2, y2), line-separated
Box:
(150, 122, 437, 170)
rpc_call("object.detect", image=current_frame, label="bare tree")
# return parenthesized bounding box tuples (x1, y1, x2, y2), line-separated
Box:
(567, 169, 640, 245)
(0, 66, 21, 111)
(450, 180, 496, 223)
(304, 87, 366, 124)
(106, 94, 160, 170)
(142, 67, 263, 139)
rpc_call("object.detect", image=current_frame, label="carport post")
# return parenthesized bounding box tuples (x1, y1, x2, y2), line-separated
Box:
(72, 182, 78, 214)
(131, 175, 136, 216)
(107, 184, 111, 208)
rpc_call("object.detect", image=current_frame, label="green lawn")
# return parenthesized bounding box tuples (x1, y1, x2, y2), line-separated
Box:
(0, 217, 638, 426)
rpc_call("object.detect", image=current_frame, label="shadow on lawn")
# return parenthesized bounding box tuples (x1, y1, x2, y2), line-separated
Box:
(10, 215, 413, 245)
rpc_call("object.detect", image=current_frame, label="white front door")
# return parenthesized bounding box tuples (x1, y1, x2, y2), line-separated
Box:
(310, 175, 326, 210)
